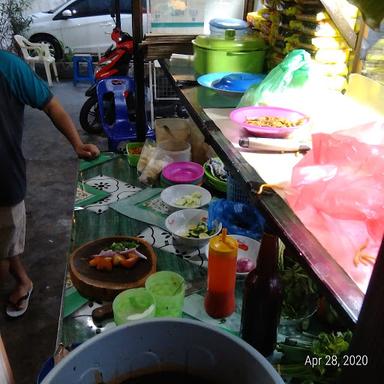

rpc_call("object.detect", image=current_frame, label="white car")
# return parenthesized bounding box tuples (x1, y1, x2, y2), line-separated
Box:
(25, 0, 148, 59)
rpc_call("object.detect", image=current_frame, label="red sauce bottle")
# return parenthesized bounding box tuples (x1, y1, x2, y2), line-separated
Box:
(240, 232, 283, 357)
(204, 228, 238, 318)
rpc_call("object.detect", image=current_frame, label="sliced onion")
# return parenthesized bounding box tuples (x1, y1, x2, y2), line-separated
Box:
(97, 249, 116, 257)
(237, 257, 255, 273)
(94, 247, 147, 260)
(132, 249, 148, 260)
(119, 248, 138, 256)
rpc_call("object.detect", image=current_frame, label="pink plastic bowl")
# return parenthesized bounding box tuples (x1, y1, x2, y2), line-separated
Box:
(162, 162, 204, 184)
(230, 105, 309, 138)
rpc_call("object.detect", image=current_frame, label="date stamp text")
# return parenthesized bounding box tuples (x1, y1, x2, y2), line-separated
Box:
(305, 354, 368, 368)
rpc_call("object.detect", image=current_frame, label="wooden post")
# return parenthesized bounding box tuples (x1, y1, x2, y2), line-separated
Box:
(243, 0, 255, 20)
(320, 0, 357, 48)
(132, 0, 147, 142)
(351, 19, 368, 74)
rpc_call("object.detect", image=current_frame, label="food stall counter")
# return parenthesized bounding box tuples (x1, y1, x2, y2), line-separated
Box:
(159, 56, 384, 324)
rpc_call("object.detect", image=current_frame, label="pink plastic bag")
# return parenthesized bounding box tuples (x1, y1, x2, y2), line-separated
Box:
(286, 126, 384, 293)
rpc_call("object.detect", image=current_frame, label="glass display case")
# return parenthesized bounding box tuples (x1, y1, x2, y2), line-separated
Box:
(148, 0, 247, 35)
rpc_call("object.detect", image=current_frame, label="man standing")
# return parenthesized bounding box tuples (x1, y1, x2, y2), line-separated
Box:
(0, 49, 100, 317)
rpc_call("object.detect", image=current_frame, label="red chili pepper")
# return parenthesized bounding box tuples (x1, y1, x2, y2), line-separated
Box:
(89, 256, 113, 271)
(238, 240, 249, 251)
(120, 254, 140, 269)
(129, 147, 142, 155)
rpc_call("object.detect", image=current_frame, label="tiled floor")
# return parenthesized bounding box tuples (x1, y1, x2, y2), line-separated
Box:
(0, 80, 106, 384)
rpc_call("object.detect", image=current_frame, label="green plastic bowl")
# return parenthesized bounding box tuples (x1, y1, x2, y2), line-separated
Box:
(204, 161, 227, 193)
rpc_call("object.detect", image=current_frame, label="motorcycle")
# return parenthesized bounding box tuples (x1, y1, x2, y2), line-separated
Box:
(79, 0, 189, 135)
(79, 27, 134, 134)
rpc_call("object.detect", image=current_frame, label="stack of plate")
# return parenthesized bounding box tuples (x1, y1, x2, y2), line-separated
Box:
(197, 72, 266, 94)
(161, 162, 204, 187)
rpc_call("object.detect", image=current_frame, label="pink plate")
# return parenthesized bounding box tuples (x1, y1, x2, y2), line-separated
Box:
(229, 105, 309, 138)
(162, 162, 204, 184)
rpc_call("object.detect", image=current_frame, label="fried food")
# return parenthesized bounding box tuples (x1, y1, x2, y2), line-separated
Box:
(245, 115, 306, 128)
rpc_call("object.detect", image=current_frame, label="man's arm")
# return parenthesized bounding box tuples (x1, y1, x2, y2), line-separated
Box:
(43, 96, 100, 159)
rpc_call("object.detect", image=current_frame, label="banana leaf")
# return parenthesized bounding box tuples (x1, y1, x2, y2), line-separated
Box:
(347, 0, 384, 30)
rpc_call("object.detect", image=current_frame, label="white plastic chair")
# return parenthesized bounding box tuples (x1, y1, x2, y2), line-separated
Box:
(14, 34, 59, 86)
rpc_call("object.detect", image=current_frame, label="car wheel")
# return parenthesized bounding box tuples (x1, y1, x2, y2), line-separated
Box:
(29, 34, 63, 60)
(79, 97, 103, 134)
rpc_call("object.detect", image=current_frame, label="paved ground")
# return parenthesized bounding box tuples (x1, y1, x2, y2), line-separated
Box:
(0, 80, 106, 384)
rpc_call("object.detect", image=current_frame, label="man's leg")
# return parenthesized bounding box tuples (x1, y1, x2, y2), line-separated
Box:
(8, 256, 33, 308)
(0, 201, 33, 311)
(0, 207, 12, 286)
(0, 259, 10, 282)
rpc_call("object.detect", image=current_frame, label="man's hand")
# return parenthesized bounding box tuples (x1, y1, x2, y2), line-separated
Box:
(75, 143, 100, 159)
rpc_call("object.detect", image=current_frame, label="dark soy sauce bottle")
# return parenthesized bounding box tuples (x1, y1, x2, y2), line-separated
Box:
(240, 232, 283, 357)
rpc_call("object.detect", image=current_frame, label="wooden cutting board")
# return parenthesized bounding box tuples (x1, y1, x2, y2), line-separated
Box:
(69, 236, 157, 302)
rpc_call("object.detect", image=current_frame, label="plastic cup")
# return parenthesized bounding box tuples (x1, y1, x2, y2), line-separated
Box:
(112, 288, 156, 326)
(158, 140, 191, 162)
(145, 271, 185, 317)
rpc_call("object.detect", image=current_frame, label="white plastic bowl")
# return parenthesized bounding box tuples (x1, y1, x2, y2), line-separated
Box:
(161, 184, 212, 209)
(165, 209, 222, 248)
(204, 234, 260, 277)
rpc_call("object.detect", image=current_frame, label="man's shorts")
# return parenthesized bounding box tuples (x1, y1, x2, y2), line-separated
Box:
(0, 201, 26, 259)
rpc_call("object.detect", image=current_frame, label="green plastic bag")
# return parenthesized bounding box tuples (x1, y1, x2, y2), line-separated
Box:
(238, 49, 312, 107)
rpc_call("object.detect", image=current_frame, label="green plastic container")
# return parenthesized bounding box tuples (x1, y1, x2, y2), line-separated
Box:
(113, 288, 155, 325)
(145, 271, 185, 318)
(126, 142, 144, 167)
(192, 34, 266, 76)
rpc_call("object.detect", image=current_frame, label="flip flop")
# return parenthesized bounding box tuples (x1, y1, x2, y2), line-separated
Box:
(6, 286, 33, 318)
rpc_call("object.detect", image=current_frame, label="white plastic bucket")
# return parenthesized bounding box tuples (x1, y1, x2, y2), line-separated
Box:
(158, 140, 191, 162)
(155, 118, 191, 143)
(41, 319, 284, 384)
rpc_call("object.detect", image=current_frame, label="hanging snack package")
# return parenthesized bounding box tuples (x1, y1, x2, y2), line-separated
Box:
(137, 139, 156, 174)
(138, 147, 173, 186)
(238, 49, 317, 109)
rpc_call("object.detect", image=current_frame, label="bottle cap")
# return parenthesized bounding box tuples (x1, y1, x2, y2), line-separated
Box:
(209, 228, 238, 255)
